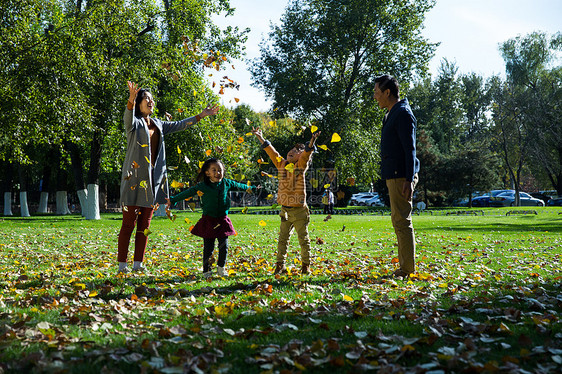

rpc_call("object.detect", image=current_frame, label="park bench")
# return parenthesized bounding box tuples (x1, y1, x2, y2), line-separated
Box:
(506, 210, 538, 216)
(445, 210, 484, 216)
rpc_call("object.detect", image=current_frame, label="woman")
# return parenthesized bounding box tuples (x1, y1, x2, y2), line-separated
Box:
(117, 81, 219, 274)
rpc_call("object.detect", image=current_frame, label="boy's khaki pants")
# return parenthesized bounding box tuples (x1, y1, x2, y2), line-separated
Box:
(277, 205, 311, 265)
(386, 175, 418, 274)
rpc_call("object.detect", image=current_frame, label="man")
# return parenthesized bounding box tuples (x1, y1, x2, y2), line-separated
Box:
(373, 75, 420, 277)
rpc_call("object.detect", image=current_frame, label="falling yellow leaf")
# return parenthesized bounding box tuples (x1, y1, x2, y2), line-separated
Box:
(323, 183, 331, 189)
(237, 137, 244, 144)
(88, 291, 99, 298)
(137, 142, 149, 148)
(258, 220, 267, 227)
(205, 149, 212, 156)
(266, 194, 273, 200)
(246, 132, 253, 136)
(311, 179, 319, 188)
(234, 98, 240, 103)
(343, 294, 353, 302)
(145, 156, 151, 164)
(257, 158, 269, 164)
(171, 180, 184, 189)
(318, 145, 329, 151)
(188, 203, 196, 211)
(331, 133, 341, 143)
(198, 161, 204, 169)
(184, 218, 191, 224)
(177, 146, 182, 154)
(310, 125, 318, 133)
(261, 171, 273, 178)
(242, 207, 248, 214)
(197, 190, 204, 197)
(144, 228, 152, 236)
(139, 180, 148, 189)
(168, 166, 178, 171)
(284, 163, 295, 173)
(131, 161, 140, 169)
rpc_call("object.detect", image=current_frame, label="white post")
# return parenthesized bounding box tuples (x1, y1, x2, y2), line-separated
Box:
(19, 192, 30, 217)
(56, 191, 71, 215)
(38, 192, 49, 214)
(3, 192, 13, 216)
(76, 189, 87, 217)
(85, 184, 100, 220)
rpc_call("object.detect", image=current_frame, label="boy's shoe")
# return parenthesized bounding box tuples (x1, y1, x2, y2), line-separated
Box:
(217, 266, 227, 277)
(392, 269, 410, 278)
(274, 262, 287, 275)
(117, 266, 130, 274)
(301, 263, 310, 275)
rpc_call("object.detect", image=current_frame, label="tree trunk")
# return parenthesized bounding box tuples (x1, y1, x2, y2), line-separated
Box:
(56, 191, 71, 215)
(3, 192, 12, 216)
(64, 141, 87, 216)
(85, 184, 100, 220)
(37, 154, 53, 214)
(85, 129, 103, 220)
(2, 161, 13, 216)
(38, 192, 49, 213)
(18, 164, 30, 217)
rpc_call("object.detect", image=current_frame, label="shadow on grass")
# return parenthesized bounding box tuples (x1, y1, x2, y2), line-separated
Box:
(4, 274, 561, 374)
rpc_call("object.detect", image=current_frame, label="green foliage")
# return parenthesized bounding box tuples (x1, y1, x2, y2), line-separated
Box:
(493, 32, 562, 197)
(251, 0, 437, 184)
(0, 0, 248, 199)
(409, 61, 501, 206)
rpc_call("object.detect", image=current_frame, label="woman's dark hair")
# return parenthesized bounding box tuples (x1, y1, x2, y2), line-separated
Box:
(375, 75, 400, 99)
(134, 88, 150, 118)
(196, 158, 225, 184)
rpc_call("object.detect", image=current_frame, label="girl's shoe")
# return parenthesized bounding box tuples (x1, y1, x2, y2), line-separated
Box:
(217, 266, 227, 277)
(117, 266, 130, 274)
(132, 264, 147, 272)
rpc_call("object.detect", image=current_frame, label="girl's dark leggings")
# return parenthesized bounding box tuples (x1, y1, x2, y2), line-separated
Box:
(203, 237, 228, 272)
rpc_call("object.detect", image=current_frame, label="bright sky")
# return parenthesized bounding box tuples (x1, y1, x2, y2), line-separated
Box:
(211, 0, 562, 112)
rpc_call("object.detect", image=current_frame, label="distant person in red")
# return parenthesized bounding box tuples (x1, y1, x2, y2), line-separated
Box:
(117, 81, 219, 274)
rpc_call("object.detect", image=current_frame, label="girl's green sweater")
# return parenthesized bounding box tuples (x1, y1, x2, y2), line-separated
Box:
(170, 179, 256, 217)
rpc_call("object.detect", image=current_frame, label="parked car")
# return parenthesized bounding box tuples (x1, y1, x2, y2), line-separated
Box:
(471, 190, 512, 207)
(364, 196, 384, 207)
(530, 192, 554, 205)
(350, 193, 378, 206)
(489, 191, 545, 207)
(547, 196, 562, 206)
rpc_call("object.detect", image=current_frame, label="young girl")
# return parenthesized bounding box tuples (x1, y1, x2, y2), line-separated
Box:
(167, 158, 258, 277)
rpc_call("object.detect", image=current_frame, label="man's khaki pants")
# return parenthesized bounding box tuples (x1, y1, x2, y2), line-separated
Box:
(277, 205, 311, 265)
(386, 175, 418, 274)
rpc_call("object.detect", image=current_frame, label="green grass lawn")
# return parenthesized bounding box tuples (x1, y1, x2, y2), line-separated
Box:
(0, 207, 561, 373)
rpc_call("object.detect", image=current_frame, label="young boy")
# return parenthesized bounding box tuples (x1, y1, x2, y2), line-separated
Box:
(252, 127, 320, 275)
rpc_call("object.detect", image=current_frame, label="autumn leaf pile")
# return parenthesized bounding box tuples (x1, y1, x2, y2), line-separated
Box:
(0, 210, 561, 373)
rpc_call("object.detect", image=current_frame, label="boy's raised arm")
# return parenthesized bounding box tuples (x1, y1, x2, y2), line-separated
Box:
(252, 127, 283, 168)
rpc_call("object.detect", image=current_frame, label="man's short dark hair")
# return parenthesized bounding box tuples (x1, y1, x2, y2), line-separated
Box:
(375, 75, 400, 98)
